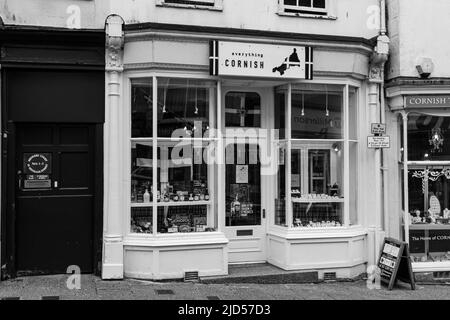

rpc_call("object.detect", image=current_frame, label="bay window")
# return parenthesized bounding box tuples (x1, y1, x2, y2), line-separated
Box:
(403, 113, 450, 263)
(275, 84, 359, 229)
(130, 77, 217, 235)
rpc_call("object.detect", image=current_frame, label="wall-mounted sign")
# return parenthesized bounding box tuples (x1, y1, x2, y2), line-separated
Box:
(23, 153, 52, 174)
(368, 136, 390, 149)
(405, 95, 450, 108)
(210, 40, 313, 80)
(371, 123, 386, 135)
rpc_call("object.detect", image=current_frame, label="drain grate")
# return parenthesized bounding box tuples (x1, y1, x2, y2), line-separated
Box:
(1, 297, 20, 300)
(184, 271, 199, 282)
(324, 272, 337, 281)
(207, 296, 220, 300)
(155, 289, 174, 295)
(42, 296, 60, 300)
(433, 271, 450, 279)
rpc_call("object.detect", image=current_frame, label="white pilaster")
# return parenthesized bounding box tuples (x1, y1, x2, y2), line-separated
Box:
(103, 14, 125, 279)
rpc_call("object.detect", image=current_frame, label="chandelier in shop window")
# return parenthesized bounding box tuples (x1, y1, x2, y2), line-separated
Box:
(429, 128, 444, 152)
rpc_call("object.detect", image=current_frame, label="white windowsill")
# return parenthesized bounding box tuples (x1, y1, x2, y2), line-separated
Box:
(277, 11, 337, 20)
(156, 2, 223, 11)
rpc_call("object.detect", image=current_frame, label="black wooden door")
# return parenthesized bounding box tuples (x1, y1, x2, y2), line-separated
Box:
(15, 124, 95, 275)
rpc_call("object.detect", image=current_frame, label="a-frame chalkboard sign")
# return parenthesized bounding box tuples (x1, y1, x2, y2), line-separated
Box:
(377, 237, 416, 290)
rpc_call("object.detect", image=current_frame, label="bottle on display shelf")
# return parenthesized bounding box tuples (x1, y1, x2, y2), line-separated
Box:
(143, 188, 150, 203)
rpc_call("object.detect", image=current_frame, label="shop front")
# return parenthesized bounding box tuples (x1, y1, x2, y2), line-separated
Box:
(102, 18, 377, 280)
(387, 88, 450, 275)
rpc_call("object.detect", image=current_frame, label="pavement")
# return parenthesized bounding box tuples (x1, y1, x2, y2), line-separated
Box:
(1, 274, 450, 300)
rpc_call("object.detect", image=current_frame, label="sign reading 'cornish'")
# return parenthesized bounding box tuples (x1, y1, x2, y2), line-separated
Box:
(210, 40, 313, 80)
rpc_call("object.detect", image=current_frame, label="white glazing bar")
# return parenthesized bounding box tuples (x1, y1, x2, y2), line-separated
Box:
(152, 76, 158, 235)
(403, 111, 409, 244)
(344, 84, 350, 226)
(286, 84, 293, 228)
(208, 86, 216, 229)
(217, 81, 225, 232)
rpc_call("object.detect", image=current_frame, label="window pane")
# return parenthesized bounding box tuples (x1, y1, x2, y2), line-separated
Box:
(293, 202, 343, 227)
(299, 0, 311, 7)
(313, 0, 325, 9)
(408, 114, 450, 161)
(158, 205, 213, 233)
(131, 79, 153, 138)
(291, 142, 344, 228)
(131, 141, 153, 203)
(291, 88, 343, 139)
(349, 141, 358, 225)
(284, 0, 297, 6)
(408, 167, 450, 262)
(157, 141, 211, 203)
(157, 78, 214, 138)
(225, 92, 261, 128)
(349, 87, 358, 141)
(131, 207, 153, 234)
(275, 90, 286, 140)
(225, 143, 261, 226)
(275, 143, 287, 226)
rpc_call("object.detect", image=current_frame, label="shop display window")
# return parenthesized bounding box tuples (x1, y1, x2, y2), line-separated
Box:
(276, 84, 358, 229)
(407, 114, 450, 161)
(408, 167, 450, 262)
(291, 143, 344, 227)
(130, 77, 217, 235)
(403, 113, 450, 263)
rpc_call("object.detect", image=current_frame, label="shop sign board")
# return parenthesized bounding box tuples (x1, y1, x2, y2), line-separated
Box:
(406, 95, 450, 108)
(368, 136, 390, 149)
(377, 238, 415, 290)
(210, 40, 313, 80)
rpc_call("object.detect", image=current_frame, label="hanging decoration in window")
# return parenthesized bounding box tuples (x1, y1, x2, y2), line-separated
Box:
(429, 128, 444, 152)
(412, 168, 450, 194)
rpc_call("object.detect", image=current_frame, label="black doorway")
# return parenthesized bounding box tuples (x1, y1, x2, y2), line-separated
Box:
(15, 124, 96, 275)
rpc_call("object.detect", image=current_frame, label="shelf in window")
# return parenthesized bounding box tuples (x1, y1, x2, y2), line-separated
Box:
(291, 198, 344, 203)
(131, 202, 154, 208)
(156, 200, 211, 207)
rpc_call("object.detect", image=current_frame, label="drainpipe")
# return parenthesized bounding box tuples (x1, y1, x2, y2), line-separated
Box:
(367, 0, 389, 265)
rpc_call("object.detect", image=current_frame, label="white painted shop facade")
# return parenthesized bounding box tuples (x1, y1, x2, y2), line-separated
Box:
(102, 9, 388, 280)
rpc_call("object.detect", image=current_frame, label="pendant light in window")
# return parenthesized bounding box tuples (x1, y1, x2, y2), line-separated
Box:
(162, 79, 169, 114)
(194, 85, 199, 115)
(301, 92, 305, 117)
(325, 85, 329, 117)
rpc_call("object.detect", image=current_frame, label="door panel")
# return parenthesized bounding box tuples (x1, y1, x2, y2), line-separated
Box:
(222, 87, 270, 264)
(15, 124, 95, 275)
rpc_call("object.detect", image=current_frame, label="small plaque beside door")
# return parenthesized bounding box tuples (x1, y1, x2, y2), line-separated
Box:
(236, 229, 253, 237)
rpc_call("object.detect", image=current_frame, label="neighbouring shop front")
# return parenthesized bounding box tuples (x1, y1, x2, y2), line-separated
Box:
(0, 26, 105, 279)
(387, 84, 450, 275)
(102, 19, 380, 281)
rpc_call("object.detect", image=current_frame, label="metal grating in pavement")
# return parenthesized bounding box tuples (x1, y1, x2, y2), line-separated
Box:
(42, 296, 60, 300)
(155, 289, 175, 295)
(1, 297, 20, 300)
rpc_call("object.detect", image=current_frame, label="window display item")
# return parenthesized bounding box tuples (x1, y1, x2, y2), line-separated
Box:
(143, 188, 150, 203)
